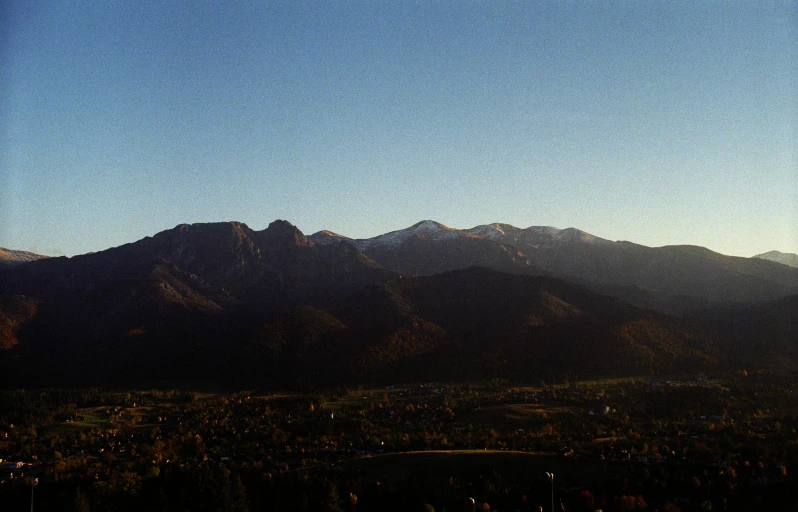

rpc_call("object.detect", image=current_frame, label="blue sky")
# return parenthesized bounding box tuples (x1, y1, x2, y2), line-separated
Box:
(1, 1, 796, 257)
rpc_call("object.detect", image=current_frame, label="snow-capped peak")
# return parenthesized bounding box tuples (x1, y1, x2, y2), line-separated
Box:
(409, 220, 452, 234)
(466, 223, 506, 240)
(308, 230, 351, 246)
(309, 220, 611, 253)
(525, 226, 563, 237)
(349, 220, 462, 250)
(552, 228, 606, 244)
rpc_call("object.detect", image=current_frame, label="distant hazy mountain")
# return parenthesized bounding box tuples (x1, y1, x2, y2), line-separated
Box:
(311, 221, 798, 309)
(0, 247, 48, 267)
(753, 250, 798, 268)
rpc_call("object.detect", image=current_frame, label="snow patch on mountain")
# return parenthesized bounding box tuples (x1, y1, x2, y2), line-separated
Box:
(468, 224, 569, 242)
(311, 220, 614, 253)
(308, 230, 352, 246)
(526, 226, 564, 237)
(464, 224, 611, 249)
(553, 228, 612, 245)
(465, 223, 509, 241)
(350, 220, 463, 250)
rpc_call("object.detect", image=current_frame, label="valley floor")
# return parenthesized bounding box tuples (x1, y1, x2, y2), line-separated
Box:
(1, 373, 797, 511)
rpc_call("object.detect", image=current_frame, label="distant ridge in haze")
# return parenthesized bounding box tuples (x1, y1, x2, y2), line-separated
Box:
(753, 250, 798, 268)
(311, 221, 798, 308)
(0, 248, 49, 267)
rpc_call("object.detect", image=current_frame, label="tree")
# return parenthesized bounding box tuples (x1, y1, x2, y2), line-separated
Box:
(225, 474, 249, 512)
(74, 488, 91, 512)
(323, 480, 343, 512)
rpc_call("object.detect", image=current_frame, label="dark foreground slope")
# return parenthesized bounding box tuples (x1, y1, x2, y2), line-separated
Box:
(1, 261, 720, 389)
(689, 294, 798, 368)
(321, 267, 718, 386)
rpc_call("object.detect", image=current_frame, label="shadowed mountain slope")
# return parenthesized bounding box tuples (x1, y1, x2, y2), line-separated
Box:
(329, 267, 718, 385)
(2, 220, 797, 389)
(0, 221, 395, 388)
(689, 294, 798, 368)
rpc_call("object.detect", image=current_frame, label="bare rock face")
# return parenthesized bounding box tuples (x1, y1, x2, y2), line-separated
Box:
(260, 219, 313, 247)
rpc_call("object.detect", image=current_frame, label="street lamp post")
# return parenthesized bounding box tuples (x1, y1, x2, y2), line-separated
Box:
(545, 472, 554, 512)
(30, 477, 38, 512)
(469, 496, 475, 512)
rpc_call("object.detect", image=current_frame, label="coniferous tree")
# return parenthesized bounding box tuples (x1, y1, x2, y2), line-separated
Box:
(323, 480, 344, 512)
(74, 488, 91, 512)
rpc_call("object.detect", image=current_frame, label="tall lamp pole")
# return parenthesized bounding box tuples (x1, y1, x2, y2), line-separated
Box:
(469, 497, 475, 512)
(30, 477, 38, 512)
(545, 472, 554, 512)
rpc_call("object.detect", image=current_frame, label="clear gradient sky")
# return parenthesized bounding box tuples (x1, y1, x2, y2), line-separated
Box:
(1, 1, 796, 257)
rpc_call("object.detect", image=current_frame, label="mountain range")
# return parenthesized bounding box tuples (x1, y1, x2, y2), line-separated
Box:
(1, 220, 796, 389)
(310, 221, 798, 311)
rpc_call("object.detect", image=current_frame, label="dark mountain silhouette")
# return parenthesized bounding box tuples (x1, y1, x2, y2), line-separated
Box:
(0, 221, 394, 388)
(0, 220, 393, 308)
(1, 219, 796, 389)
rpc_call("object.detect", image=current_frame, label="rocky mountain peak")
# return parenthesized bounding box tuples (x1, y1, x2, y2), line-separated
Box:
(465, 223, 515, 241)
(555, 227, 611, 244)
(409, 220, 452, 233)
(261, 220, 312, 246)
(308, 230, 351, 246)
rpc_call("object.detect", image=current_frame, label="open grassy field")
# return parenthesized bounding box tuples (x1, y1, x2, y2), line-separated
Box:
(44, 408, 109, 434)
